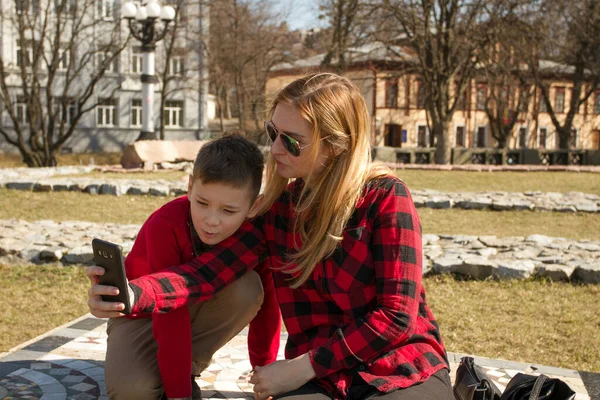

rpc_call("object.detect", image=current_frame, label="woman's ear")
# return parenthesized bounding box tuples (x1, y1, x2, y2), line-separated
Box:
(247, 194, 264, 219)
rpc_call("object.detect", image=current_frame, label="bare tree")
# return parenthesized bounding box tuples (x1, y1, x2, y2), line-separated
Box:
(0, 0, 128, 167)
(373, 0, 520, 163)
(207, 0, 289, 134)
(319, 0, 367, 71)
(516, 0, 600, 149)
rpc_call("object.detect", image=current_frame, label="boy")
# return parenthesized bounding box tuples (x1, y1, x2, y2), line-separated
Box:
(104, 134, 281, 400)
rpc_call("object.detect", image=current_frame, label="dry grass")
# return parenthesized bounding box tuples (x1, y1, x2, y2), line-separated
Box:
(1, 189, 597, 239)
(425, 274, 600, 372)
(0, 189, 176, 224)
(0, 264, 90, 353)
(419, 208, 596, 240)
(1, 264, 597, 373)
(396, 170, 600, 195)
(0, 152, 122, 168)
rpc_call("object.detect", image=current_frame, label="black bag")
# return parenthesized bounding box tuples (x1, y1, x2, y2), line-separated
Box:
(501, 373, 576, 400)
(453, 357, 502, 400)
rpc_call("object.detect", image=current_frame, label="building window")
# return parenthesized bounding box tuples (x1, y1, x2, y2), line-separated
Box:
(15, 39, 33, 67)
(97, 98, 117, 127)
(57, 48, 70, 71)
(131, 99, 142, 127)
(16, 0, 40, 14)
(164, 100, 183, 127)
(15, 96, 28, 125)
(455, 125, 465, 147)
(555, 87, 565, 113)
(539, 91, 548, 113)
(55, 0, 75, 15)
(131, 51, 142, 73)
(594, 92, 600, 114)
(518, 126, 528, 148)
(385, 79, 398, 108)
(518, 86, 529, 112)
(384, 124, 402, 147)
(417, 124, 428, 147)
(455, 83, 468, 111)
(474, 126, 487, 148)
(98, 0, 114, 19)
(476, 85, 487, 111)
(54, 98, 77, 125)
(416, 80, 426, 109)
(168, 56, 184, 76)
(571, 128, 579, 149)
(96, 51, 118, 73)
(538, 127, 548, 149)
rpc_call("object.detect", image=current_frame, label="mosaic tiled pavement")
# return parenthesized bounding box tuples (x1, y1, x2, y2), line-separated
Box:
(1, 314, 598, 400)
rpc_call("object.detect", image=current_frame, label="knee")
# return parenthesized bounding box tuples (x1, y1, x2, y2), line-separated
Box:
(228, 270, 264, 315)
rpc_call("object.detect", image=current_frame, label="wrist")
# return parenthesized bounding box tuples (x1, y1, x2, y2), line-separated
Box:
(296, 353, 316, 382)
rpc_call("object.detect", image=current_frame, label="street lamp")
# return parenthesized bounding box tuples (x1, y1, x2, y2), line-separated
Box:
(122, 0, 176, 141)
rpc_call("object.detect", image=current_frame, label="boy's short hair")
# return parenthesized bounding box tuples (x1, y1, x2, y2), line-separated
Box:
(192, 133, 264, 200)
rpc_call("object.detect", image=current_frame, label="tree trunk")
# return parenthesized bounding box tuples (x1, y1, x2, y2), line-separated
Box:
(433, 119, 451, 164)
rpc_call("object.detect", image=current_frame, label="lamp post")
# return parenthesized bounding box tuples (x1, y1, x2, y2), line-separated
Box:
(122, 1, 175, 141)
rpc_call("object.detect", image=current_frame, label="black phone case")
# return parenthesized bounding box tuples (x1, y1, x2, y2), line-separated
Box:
(92, 238, 132, 314)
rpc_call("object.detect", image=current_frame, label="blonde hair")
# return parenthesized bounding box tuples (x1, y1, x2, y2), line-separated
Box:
(260, 73, 391, 288)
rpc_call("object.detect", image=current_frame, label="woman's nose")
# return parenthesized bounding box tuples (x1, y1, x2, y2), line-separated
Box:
(270, 134, 286, 156)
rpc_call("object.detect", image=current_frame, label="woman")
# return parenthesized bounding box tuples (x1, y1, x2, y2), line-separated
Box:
(88, 73, 452, 400)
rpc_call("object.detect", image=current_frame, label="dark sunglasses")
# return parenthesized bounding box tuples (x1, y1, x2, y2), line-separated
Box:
(265, 121, 308, 157)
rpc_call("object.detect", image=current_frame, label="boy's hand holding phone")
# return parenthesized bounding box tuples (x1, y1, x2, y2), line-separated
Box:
(87, 239, 133, 318)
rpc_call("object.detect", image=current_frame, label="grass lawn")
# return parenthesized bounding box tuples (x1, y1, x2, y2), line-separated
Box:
(0, 189, 598, 239)
(396, 170, 600, 195)
(1, 264, 598, 372)
(0, 152, 122, 168)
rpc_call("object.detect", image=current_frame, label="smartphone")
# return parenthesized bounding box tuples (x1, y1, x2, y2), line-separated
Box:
(91, 238, 131, 314)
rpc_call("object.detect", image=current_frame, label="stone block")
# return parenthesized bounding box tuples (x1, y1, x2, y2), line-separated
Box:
(372, 146, 398, 163)
(432, 258, 464, 275)
(535, 264, 574, 281)
(39, 247, 65, 262)
(33, 183, 52, 192)
(572, 263, 600, 284)
(459, 255, 498, 279)
(63, 245, 94, 264)
(494, 260, 535, 279)
(149, 186, 170, 196)
(455, 198, 493, 210)
(425, 197, 452, 209)
(121, 140, 208, 169)
(6, 182, 34, 191)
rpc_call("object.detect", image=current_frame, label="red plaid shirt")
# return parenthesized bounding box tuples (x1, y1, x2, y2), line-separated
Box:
(130, 176, 448, 399)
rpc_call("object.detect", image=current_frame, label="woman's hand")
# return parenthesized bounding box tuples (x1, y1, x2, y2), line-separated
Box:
(250, 353, 316, 400)
(86, 266, 129, 318)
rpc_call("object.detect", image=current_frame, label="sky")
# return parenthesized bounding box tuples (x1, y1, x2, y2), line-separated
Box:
(278, 0, 323, 30)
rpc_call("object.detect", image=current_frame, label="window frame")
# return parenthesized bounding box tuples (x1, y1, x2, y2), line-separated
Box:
(454, 124, 466, 148)
(130, 99, 142, 127)
(164, 100, 184, 128)
(96, 98, 117, 127)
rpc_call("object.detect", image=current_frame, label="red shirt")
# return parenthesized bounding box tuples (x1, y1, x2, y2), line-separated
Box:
(125, 196, 281, 398)
(129, 177, 448, 399)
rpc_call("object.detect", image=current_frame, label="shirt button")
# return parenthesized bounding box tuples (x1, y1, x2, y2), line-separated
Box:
(357, 365, 366, 371)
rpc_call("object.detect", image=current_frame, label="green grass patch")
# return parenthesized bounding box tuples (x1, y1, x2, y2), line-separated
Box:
(395, 170, 600, 195)
(0, 264, 90, 352)
(1, 264, 597, 372)
(1, 189, 597, 239)
(426, 275, 600, 372)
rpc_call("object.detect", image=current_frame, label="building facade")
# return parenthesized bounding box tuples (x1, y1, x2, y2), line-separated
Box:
(0, 0, 209, 154)
(266, 44, 600, 153)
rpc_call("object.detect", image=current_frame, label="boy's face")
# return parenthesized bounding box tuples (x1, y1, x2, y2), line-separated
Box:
(187, 177, 261, 246)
